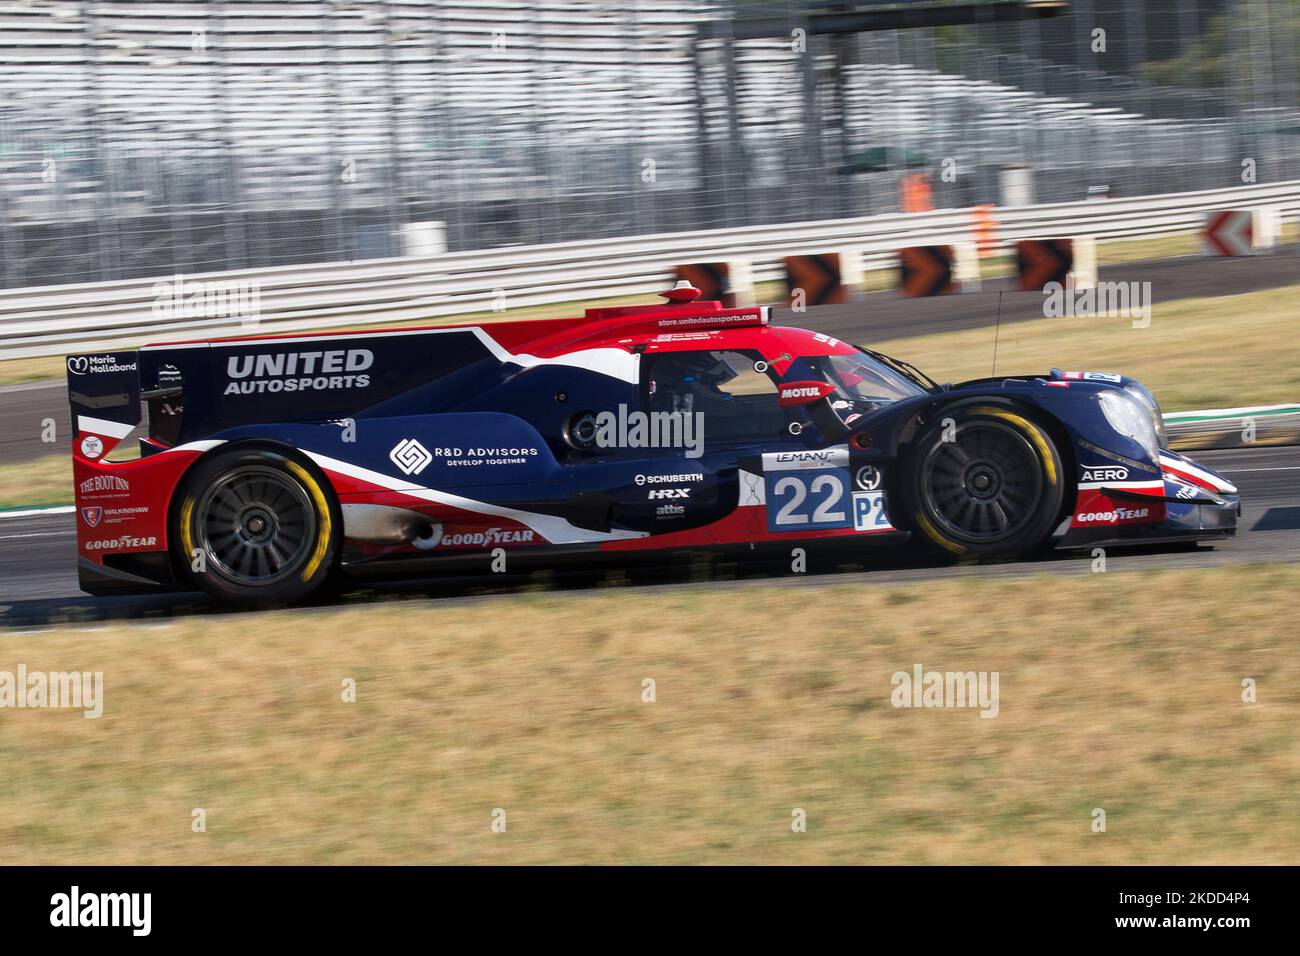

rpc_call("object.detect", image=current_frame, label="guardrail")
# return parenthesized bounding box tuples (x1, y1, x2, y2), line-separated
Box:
(2, 179, 1297, 359)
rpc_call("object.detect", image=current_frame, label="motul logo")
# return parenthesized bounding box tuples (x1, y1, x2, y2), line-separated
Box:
(777, 380, 833, 407)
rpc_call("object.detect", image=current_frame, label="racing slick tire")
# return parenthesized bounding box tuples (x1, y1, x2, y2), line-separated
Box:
(171, 446, 340, 609)
(901, 404, 1065, 558)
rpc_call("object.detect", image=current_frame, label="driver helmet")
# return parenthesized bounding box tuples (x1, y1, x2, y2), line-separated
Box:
(651, 353, 739, 400)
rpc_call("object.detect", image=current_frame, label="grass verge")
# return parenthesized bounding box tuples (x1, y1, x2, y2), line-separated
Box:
(0, 455, 71, 510)
(1, 563, 1297, 864)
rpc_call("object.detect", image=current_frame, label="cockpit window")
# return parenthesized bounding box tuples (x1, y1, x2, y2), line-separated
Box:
(644, 349, 784, 440)
(802, 352, 927, 410)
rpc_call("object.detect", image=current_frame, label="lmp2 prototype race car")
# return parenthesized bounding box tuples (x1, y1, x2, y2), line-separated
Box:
(66, 282, 1240, 608)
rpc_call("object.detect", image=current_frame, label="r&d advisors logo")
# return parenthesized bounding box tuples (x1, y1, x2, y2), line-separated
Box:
(390, 438, 432, 476)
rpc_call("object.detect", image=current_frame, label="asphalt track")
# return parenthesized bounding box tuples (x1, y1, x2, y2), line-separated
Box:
(1, 249, 1297, 465)
(1, 445, 1296, 631)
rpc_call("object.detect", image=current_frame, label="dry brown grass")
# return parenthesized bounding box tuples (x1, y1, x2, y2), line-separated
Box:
(1, 563, 1296, 864)
(0, 454, 71, 509)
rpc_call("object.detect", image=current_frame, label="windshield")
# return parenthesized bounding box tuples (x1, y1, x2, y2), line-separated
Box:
(802, 351, 928, 410)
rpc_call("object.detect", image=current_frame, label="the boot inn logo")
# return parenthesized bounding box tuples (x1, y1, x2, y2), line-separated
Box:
(80, 474, 130, 496)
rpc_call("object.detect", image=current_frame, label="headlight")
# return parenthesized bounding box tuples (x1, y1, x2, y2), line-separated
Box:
(1098, 389, 1159, 459)
(1123, 382, 1168, 449)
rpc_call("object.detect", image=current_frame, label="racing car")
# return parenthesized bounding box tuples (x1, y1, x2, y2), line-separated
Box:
(66, 281, 1239, 608)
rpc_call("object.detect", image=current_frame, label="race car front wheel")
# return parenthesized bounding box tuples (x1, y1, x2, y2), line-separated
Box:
(173, 447, 339, 609)
(902, 405, 1064, 558)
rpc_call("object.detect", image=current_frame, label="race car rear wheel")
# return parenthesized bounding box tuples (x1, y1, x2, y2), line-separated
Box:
(173, 447, 339, 609)
(902, 405, 1064, 558)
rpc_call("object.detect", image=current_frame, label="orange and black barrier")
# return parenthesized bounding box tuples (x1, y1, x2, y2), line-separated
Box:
(898, 246, 956, 297)
(783, 253, 850, 307)
(1016, 239, 1074, 291)
(674, 262, 739, 307)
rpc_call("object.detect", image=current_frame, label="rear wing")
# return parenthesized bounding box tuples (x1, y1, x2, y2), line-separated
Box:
(66, 351, 144, 459)
(66, 351, 190, 593)
(67, 350, 187, 457)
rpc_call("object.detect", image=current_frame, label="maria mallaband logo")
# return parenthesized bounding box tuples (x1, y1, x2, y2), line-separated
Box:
(66, 354, 137, 376)
(50, 886, 150, 936)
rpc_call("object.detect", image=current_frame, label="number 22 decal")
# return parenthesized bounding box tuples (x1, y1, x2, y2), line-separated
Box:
(766, 469, 852, 532)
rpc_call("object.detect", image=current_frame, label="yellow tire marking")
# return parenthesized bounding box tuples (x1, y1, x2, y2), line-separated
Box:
(179, 496, 196, 560)
(915, 406, 1059, 554)
(966, 406, 1058, 486)
(913, 510, 966, 555)
(287, 461, 332, 583)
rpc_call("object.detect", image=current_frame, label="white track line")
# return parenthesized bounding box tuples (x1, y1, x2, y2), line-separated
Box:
(0, 506, 74, 520)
